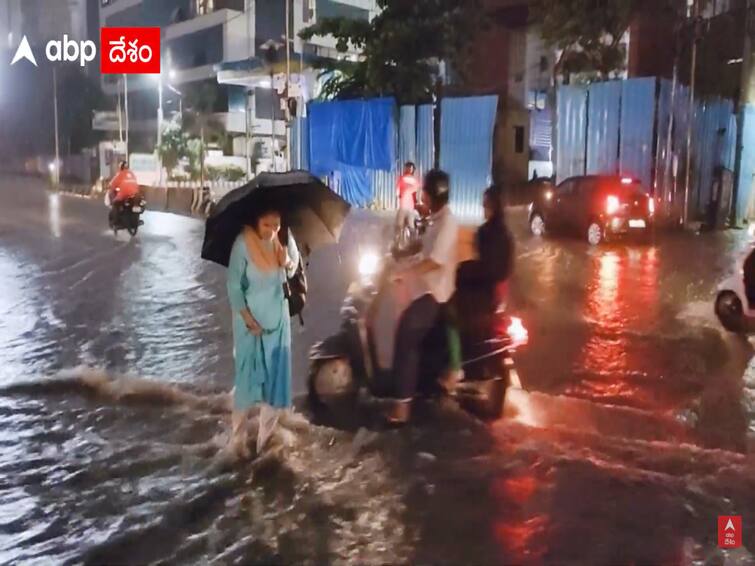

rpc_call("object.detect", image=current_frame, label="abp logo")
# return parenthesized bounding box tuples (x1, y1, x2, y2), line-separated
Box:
(718, 516, 742, 549)
(100, 27, 161, 74)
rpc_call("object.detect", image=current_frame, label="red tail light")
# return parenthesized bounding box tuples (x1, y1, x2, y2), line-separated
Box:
(648, 197, 655, 215)
(606, 195, 620, 215)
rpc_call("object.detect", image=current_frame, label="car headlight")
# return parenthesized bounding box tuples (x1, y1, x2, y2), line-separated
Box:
(358, 252, 380, 278)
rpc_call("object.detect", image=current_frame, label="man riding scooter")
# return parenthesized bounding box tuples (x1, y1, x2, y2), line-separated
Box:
(307, 174, 528, 425)
(387, 169, 461, 420)
(107, 161, 140, 227)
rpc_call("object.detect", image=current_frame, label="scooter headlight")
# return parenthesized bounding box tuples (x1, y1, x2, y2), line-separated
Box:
(506, 317, 529, 347)
(358, 252, 380, 278)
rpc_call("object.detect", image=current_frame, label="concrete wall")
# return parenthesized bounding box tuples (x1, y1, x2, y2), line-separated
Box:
(498, 107, 530, 187)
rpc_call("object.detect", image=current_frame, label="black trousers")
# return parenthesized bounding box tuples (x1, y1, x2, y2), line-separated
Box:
(391, 294, 442, 399)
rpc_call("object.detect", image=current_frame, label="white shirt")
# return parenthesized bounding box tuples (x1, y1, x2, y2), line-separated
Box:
(418, 205, 459, 303)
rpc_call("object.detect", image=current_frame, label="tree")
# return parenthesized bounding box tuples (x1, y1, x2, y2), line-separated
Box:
(299, 0, 484, 103)
(183, 81, 231, 153)
(156, 120, 188, 179)
(530, 0, 637, 83)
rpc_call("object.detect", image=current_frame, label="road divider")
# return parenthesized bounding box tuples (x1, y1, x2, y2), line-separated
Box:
(141, 185, 167, 212)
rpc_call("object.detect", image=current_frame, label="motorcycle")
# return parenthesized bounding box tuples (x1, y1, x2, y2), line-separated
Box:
(308, 247, 528, 425)
(106, 190, 146, 237)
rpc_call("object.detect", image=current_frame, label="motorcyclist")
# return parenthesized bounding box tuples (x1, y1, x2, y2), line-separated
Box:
(387, 169, 459, 416)
(108, 161, 139, 226)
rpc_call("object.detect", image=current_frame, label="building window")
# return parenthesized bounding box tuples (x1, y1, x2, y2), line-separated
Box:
(514, 126, 525, 154)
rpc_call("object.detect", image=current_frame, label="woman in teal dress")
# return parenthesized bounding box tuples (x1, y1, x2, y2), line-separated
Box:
(226, 207, 299, 456)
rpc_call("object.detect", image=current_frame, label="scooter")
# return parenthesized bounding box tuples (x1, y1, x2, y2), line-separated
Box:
(106, 190, 146, 237)
(715, 243, 755, 332)
(308, 248, 528, 425)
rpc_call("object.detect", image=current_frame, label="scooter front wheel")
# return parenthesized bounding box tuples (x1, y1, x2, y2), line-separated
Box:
(308, 357, 356, 405)
(715, 291, 745, 333)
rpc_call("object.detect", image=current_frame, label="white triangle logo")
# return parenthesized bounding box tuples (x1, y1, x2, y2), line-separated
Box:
(11, 36, 38, 66)
(725, 518, 736, 531)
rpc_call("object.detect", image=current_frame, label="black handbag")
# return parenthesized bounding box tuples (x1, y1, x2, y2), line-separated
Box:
(284, 257, 308, 322)
(279, 226, 307, 323)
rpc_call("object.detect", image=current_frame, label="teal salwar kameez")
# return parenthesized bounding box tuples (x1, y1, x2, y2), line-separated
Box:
(227, 234, 298, 410)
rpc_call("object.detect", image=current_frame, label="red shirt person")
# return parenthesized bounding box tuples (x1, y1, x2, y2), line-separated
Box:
(397, 162, 419, 210)
(108, 162, 140, 203)
(394, 162, 420, 245)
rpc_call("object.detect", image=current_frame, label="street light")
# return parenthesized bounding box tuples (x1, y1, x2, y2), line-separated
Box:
(151, 71, 164, 149)
(260, 39, 283, 172)
(167, 84, 183, 121)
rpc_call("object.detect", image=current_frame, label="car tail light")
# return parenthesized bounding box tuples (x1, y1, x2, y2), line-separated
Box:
(606, 195, 620, 215)
(648, 197, 655, 215)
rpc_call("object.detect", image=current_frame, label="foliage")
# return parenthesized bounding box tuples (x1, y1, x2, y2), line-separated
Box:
(186, 138, 205, 182)
(207, 165, 246, 182)
(224, 165, 246, 182)
(530, 0, 684, 82)
(530, 0, 633, 81)
(299, 0, 484, 103)
(156, 120, 189, 178)
(182, 80, 230, 154)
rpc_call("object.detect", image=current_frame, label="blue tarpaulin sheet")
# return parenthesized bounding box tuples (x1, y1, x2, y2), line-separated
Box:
(308, 98, 396, 173)
(586, 81, 621, 176)
(308, 98, 396, 206)
(440, 95, 498, 218)
(308, 101, 339, 177)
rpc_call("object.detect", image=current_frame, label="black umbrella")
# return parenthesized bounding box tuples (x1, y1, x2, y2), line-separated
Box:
(201, 171, 351, 267)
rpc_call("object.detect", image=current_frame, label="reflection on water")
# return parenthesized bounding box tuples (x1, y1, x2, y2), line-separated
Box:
(1, 175, 754, 563)
(567, 246, 670, 408)
(116, 213, 225, 381)
(48, 193, 61, 238)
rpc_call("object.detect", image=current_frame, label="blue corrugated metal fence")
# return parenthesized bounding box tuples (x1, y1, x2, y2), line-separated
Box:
(586, 81, 621, 176)
(296, 96, 495, 213)
(440, 95, 499, 218)
(556, 77, 738, 219)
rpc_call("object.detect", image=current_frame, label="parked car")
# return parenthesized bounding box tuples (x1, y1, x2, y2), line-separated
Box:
(528, 175, 656, 245)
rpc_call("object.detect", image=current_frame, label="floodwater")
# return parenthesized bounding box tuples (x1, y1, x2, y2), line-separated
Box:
(0, 175, 754, 565)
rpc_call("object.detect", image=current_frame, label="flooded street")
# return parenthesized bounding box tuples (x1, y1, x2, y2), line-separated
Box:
(1, 175, 754, 565)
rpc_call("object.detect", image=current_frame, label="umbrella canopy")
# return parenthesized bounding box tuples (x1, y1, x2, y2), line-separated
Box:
(201, 171, 351, 267)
